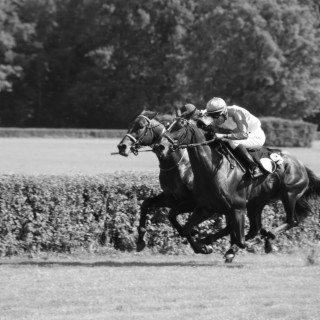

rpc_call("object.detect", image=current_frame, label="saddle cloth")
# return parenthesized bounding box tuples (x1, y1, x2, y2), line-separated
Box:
(248, 147, 284, 173)
(221, 143, 284, 174)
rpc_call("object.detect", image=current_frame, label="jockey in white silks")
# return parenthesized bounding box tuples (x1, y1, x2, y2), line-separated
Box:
(202, 97, 266, 178)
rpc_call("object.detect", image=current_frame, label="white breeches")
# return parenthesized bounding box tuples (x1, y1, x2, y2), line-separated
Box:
(227, 127, 266, 149)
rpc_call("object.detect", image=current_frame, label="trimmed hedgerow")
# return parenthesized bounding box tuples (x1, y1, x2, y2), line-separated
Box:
(0, 128, 127, 138)
(260, 117, 317, 147)
(0, 172, 319, 256)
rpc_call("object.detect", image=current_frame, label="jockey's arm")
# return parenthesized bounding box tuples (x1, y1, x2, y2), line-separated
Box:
(217, 110, 249, 140)
(217, 131, 248, 140)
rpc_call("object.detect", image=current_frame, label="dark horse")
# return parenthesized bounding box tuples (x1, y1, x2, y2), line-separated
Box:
(117, 111, 215, 253)
(154, 118, 320, 261)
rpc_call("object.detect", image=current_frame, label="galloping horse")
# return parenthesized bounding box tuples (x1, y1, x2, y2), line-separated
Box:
(117, 111, 214, 253)
(154, 118, 320, 261)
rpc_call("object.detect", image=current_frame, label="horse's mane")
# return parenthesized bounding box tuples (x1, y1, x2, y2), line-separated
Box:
(127, 110, 158, 125)
(141, 110, 158, 119)
(128, 110, 175, 134)
(188, 121, 210, 142)
(185, 121, 224, 154)
(141, 110, 175, 127)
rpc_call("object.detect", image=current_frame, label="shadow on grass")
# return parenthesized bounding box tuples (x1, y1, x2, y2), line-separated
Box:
(0, 260, 245, 268)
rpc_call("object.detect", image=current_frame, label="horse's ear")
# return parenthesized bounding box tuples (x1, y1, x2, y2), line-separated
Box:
(151, 112, 159, 120)
(175, 106, 181, 117)
(130, 109, 145, 122)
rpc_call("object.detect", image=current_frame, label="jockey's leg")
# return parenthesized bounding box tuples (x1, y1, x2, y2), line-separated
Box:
(225, 128, 266, 178)
(232, 143, 264, 178)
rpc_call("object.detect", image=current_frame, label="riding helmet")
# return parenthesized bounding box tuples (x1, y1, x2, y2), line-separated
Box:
(206, 97, 227, 115)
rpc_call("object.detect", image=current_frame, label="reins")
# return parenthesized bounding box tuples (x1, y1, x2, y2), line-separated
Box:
(170, 137, 216, 151)
(164, 120, 225, 177)
(159, 148, 187, 171)
(165, 118, 217, 151)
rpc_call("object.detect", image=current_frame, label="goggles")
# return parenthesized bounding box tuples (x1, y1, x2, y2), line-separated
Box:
(207, 112, 222, 119)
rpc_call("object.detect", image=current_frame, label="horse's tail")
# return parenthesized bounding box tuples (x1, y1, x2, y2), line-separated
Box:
(295, 166, 320, 220)
(304, 166, 320, 199)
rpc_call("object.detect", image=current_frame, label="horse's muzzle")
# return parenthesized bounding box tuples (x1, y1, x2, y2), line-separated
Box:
(153, 143, 164, 151)
(152, 143, 165, 156)
(117, 143, 129, 157)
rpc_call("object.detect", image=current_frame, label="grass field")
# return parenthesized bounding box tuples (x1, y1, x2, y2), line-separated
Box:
(1, 251, 320, 320)
(1, 138, 320, 320)
(0, 138, 157, 175)
(0, 138, 320, 174)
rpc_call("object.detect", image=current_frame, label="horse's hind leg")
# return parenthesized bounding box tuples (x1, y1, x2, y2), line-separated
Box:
(272, 163, 309, 234)
(264, 189, 305, 254)
(271, 189, 303, 235)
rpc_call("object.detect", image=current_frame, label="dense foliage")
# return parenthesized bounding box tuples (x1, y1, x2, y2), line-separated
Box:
(1, 0, 320, 128)
(260, 117, 317, 147)
(1, 173, 319, 256)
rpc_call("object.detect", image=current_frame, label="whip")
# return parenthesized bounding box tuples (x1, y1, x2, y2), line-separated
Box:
(110, 149, 153, 155)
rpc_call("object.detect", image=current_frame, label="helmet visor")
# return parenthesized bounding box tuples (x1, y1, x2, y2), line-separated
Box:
(208, 112, 222, 119)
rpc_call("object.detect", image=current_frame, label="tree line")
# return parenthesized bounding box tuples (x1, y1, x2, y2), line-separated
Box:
(1, 0, 320, 128)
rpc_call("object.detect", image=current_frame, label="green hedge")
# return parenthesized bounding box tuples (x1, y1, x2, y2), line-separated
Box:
(0, 128, 127, 138)
(0, 173, 319, 256)
(260, 117, 317, 147)
(0, 118, 318, 147)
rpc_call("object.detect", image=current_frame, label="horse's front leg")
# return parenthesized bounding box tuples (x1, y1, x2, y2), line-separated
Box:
(224, 209, 246, 263)
(199, 225, 231, 245)
(179, 205, 215, 254)
(167, 199, 197, 237)
(245, 204, 264, 241)
(137, 193, 169, 252)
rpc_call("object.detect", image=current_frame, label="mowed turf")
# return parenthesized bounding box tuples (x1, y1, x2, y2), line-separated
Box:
(1, 252, 320, 320)
(1, 138, 320, 320)
(0, 138, 320, 174)
(0, 138, 157, 175)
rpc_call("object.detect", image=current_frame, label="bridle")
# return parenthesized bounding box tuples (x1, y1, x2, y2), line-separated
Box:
(163, 118, 189, 151)
(161, 118, 223, 176)
(164, 118, 216, 151)
(126, 115, 166, 155)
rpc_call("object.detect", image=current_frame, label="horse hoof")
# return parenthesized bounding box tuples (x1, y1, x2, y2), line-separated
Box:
(264, 239, 273, 254)
(194, 245, 213, 255)
(136, 240, 146, 252)
(202, 245, 213, 254)
(224, 254, 235, 263)
(246, 243, 256, 253)
(190, 228, 200, 236)
(198, 236, 210, 245)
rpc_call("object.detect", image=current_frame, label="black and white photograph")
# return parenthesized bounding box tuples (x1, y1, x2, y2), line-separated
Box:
(1, 1, 320, 319)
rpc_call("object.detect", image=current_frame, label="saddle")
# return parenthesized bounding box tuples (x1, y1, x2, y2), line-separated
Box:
(248, 147, 284, 173)
(221, 143, 284, 174)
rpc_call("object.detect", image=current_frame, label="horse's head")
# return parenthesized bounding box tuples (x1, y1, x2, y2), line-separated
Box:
(153, 118, 196, 158)
(117, 111, 167, 156)
(154, 117, 217, 157)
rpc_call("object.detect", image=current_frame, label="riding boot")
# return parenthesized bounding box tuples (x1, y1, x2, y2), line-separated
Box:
(233, 145, 264, 178)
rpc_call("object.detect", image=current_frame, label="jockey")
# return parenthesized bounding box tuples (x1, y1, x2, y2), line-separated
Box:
(180, 104, 202, 121)
(204, 97, 266, 178)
